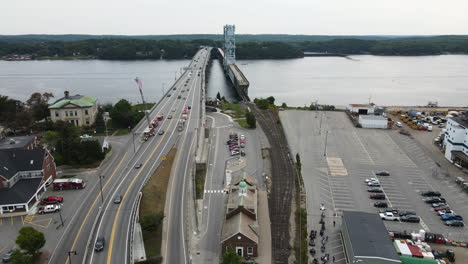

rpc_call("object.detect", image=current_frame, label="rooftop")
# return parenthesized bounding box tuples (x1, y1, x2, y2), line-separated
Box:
(0, 149, 45, 180)
(227, 185, 257, 215)
(359, 115, 388, 121)
(450, 114, 468, 129)
(342, 211, 400, 262)
(49, 94, 97, 109)
(0, 136, 35, 150)
(350, 104, 373, 108)
(0, 178, 42, 205)
(221, 210, 259, 244)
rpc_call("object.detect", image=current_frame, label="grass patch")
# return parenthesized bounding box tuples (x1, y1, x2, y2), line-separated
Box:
(112, 128, 131, 136)
(139, 148, 177, 260)
(195, 166, 207, 199)
(220, 103, 247, 118)
(294, 208, 308, 264)
(234, 118, 251, 129)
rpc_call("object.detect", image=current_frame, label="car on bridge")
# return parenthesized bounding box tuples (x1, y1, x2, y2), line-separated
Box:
(94, 237, 106, 252)
(135, 163, 142, 169)
(114, 195, 122, 204)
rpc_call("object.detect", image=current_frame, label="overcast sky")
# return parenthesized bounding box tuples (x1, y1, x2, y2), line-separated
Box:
(2, 0, 467, 35)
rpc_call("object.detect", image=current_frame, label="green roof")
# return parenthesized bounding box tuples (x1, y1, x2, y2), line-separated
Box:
(49, 95, 97, 109)
(400, 256, 437, 264)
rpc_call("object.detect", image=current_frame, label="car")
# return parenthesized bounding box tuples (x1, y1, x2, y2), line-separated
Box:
(167, 94, 171, 97)
(370, 194, 386, 200)
(2, 250, 14, 262)
(183, 97, 186, 100)
(421, 191, 441, 197)
(374, 202, 388, 208)
(158, 130, 165, 135)
(173, 87, 176, 90)
(94, 237, 106, 252)
(177, 95, 181, 99)
(229, 146, 239, 151)
(445, 220, 464, 227)
(134, 163, 142, 169)
(423, 197, 445, 203)
(167, 115, 172, 119)
(187, 106, 191, 109)
(380, 208, 399, 215)
(380, 212, 400, 221)
(172, 108, 176, 112)
(399, 210, 417, 216)
(368, 182, 381, 187)
(396, 122, 403, 127)
(184, 84, 187, 86)
(38, 204, 61, 214)
(401, 215, 421, 223)
(375, 171, 390, 176)
(114, 195, 122, 204)
(432, 203, 447, 208)
(434, 205, 451, 212)
(368, 187, 383, 193)
(40, 196, 63, 205)
(178, 125, 183, 132)
(441, 214, 463, 221)
(231, 151, 240, 156)
(240, 150, 246, 156)
(365, 178, 379, 183)
(240, 134, 246, 140)
(437, 209, 454, 216)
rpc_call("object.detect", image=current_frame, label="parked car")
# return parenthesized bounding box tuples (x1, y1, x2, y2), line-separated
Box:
(240, 150, 246, 156)
(380, 208, 399, 215)
(94, 237, 106, 252)
(375, 171, 390, 176)
(374, 202, 388, 208)
(158, 130, 165, 135)
(368, 187, 383, 193)
(437, 209, 454, 216)
(134, 163, 142, 169)
(396, 122, 403, 127)
(399, 210, 417, 216)
(432, 203, 447, 208)
(445, 220, 464, 227)
(114, 195, 122, 204)
(40, 196, 63, 205)
(434, 205, 451, 212)
(2, 250, 14, 262)
(365, 178, 379, 183)
(240, 142, 245, 148)
(368, 182, 381, 187)
(421, 191, 441, 197)
(380, 212, 400, 221)
(401, 215, 421, 223)
(423, 197, 446, 203)
(240, 134, 246, 140)
(441, 214, 463, 221)
(187, 106, 191, 109)
(370, 194, 386, 200)
(38, 204, 61, 214)
(167, 115, 172, 119)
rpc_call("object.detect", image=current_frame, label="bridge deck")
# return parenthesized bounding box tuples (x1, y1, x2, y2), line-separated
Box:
(228, 64, 249, 87)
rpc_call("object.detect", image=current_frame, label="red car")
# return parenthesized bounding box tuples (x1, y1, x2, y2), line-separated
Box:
(40, 196, 63, 205)
(434, 205, 450, 212)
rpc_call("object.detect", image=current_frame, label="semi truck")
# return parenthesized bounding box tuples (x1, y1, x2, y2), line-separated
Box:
(53, 178, 85, 190)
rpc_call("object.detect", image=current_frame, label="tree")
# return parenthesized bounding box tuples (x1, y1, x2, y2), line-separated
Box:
(43, 131, 60, 151)
(15, 227, 45, 257)
(221, 246, 241, 264)
(255, 98, 270, 110)
(10, 251, 33, 264)
(296, 153, 302, 171)
(267, 96, 275, 105)
(26, 92, 54, 121)
(216, 92, 221, 100)
(245, 111, 256, 128)
(281, 102, 288, 108)
(110, 99, 138, 128)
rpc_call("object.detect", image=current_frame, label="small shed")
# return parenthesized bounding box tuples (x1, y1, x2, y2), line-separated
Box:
(359, 115, 388, 129)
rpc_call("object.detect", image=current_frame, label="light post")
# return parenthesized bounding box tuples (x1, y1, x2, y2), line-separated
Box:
(98, 175, 105, 204)
(67, 251, 77, 264)
(324, 130, 329, 157)
(132, 132, 136, 153)
(162, 82, 166, 96)
(58, 207, 65, 228)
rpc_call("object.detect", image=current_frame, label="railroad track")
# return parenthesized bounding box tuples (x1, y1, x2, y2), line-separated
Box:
(248, 103, 295, 264)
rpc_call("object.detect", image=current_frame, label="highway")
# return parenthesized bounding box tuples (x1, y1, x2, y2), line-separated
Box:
(47, 47, 211, 264)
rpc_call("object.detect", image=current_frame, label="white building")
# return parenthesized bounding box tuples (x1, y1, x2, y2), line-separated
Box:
(49, 91, 98, 126)
(444, 113, 468, 168)
(349, 104, 374, 115)
(359, 115, 388, 129)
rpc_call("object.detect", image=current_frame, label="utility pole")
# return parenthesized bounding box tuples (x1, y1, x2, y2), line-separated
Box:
(324, 130, 329, 157)
(134, 77, 151, 128)
(67, 251, 77, 264)
(58, 208, 65, 228)
(162, 82, 165, 96)
(319, 112, 323, 135)
(132, 132, 136, 153)
(99, 175, 105, 204)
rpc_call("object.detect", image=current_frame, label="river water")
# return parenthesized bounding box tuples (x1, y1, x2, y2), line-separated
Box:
(1, 55, 467, 106)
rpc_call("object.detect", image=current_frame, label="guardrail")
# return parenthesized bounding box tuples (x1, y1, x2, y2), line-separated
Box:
(128, 192, 142, 263)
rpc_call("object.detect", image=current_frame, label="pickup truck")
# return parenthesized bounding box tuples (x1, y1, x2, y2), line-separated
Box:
(379, 212, 400, 221)
(38, 204, 61, 214)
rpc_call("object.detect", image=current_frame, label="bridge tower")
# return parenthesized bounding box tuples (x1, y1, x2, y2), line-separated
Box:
(223, 24, 236, 70)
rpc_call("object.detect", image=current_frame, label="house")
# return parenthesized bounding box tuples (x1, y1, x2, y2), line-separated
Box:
(221, 179, 259, 258)
(0, 149, 56, 215)
(444, 112, 468, 168)
(48, 91, 98, 126)
(349, 104, 375, 115)
(0, 135, 38, 151)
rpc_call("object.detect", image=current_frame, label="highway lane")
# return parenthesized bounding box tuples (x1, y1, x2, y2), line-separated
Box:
(47, 48, 209, 264)
(93, 48, 211, 264)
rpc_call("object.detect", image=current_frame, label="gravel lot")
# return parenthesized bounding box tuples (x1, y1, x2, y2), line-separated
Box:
(280, 110, 468, 261)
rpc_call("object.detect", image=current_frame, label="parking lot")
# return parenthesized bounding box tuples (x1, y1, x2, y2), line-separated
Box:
(280, 110, 468, 261)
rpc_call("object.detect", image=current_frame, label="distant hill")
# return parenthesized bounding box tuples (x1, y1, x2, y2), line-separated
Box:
(0, 34, 438, 43)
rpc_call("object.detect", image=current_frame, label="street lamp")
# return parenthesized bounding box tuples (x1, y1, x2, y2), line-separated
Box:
(98, 175, 105, 204)
(323, 130, 329, 157)
(67, 251, 77, 264)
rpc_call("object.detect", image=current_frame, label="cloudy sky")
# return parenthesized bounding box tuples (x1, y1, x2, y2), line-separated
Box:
(3, 0, 467, 35)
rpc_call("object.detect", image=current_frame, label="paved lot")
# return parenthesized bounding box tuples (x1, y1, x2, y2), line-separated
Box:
(280, 110, 468, 262)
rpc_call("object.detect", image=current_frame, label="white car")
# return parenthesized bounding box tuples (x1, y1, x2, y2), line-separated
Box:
(365, 178, 379, 183)
(240, 134, 246, 140)
(368, 181, 381, 187)
(396, 122, 403, 127)
(38, 204, 61, 214)
(380, 212, 400, 221)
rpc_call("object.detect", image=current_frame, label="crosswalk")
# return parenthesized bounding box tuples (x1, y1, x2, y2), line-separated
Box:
(204, 189, 226, 194)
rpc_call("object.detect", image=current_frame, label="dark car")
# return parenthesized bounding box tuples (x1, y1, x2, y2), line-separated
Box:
(370, 194, 386, 200)
(441, 214, 463, 221)
(374, 202, 388, 208)
(424, 197, 446, 204)
(113, 195, 122, 204)
(380, 208, 399, 214)
(188, 106, 191, 109)
(401, 215, 420, 223)
(399, 210, 417, 216)
(375, 171, 390, 176)
(445, 220, 464, 227)
(421, 191, 441, 197)
(432, 203, 447, 208)
(158, 130, 165, 135)
(368, 187, 383, 193)
(40, 196, 64, 205)
(94, 237, 106, 252)
(2, 250, 14, 262)
(134, 163, 142, 169)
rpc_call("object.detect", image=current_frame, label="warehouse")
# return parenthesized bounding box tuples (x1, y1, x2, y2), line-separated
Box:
(341, 211, 401, 264)
(349, 104, 375, 115)
(359, 115, 388, 129)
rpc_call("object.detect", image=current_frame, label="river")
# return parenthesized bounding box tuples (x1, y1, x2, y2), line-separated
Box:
(1, 55, 467, 106)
